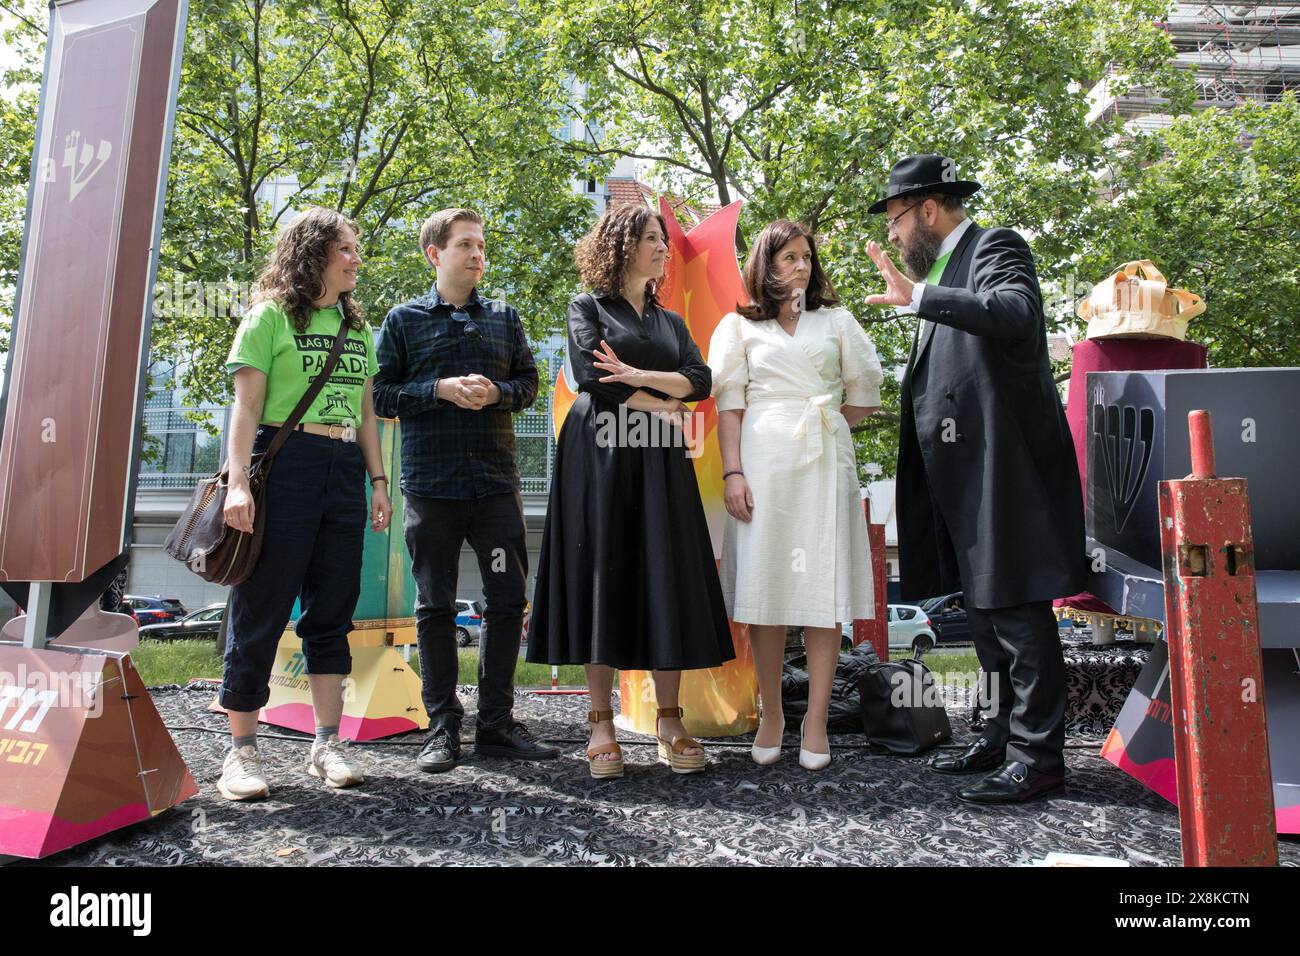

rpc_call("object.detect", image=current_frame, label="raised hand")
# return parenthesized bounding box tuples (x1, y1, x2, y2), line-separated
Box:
(593, 339, 646, 387)
(864, 240, 916, 308)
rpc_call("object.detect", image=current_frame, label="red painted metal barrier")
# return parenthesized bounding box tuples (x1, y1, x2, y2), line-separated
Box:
(852, 502, 889, 662)
(1158, 409, 1277, 866)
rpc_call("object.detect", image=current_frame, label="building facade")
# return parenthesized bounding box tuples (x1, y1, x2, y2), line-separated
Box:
(1089, 3, 1300, 131)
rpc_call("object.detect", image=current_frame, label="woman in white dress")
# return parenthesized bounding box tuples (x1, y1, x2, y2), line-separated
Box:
(708, 220, 884, 770)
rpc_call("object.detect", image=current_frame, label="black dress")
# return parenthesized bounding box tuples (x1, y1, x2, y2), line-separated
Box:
(527, 290, 735, 669)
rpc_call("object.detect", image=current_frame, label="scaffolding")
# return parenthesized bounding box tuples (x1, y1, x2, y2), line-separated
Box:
(1090, 3, 1300, 124)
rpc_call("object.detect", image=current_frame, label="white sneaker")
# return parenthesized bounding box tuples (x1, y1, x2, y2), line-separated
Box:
(308, 735, 364, 788)
(217, 745, 270, 801)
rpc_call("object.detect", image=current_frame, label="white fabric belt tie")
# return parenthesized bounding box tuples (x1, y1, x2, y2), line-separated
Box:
(751, 392, 839, 467)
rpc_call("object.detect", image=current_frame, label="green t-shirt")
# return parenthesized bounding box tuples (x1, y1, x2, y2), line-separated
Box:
(226, 300, 378, 426)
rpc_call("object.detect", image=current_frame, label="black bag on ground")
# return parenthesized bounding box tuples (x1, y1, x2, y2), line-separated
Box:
(859, 657, 952, 755)
(782, 642, 881, 732)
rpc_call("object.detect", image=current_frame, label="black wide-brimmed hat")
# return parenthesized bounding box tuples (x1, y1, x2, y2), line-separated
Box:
(868, 153, 981, 214)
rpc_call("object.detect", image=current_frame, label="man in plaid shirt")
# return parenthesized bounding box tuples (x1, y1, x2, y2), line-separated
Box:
(374, 208, 558, 773)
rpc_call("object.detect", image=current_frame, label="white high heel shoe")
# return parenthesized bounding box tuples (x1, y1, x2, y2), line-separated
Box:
(799, 716, 831, 771)
(751, 715, 785, 766)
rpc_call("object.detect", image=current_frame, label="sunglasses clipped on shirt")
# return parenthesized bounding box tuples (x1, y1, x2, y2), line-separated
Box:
(451, 309, 481, 342)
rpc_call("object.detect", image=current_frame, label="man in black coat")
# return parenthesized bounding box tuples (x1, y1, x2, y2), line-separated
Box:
(865, 154, 1086, 803)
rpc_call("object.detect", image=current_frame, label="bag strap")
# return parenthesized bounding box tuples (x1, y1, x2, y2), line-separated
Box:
(1170, 288, 1206, 320)
(254, 314, 353, 470)
(1120, 259, 1166, 286)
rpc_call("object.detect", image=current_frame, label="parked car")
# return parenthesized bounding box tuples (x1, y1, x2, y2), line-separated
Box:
(921, 592, 971, 645)
(138, 603, 224, 641)
(887, 604, 939, 655)
(125, 594, 187, 626)
(455, 599, 484, 646)
(840, 604, 940, 657)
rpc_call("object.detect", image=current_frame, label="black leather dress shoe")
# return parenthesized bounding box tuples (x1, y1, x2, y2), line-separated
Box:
(416, 728, 461, 773)
(929, 737, 1006, 775)
(475, 720, 560, 760)
(958, 761, 1065, 804)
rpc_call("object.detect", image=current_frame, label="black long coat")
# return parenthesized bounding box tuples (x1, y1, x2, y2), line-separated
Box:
(897, 223, 1086, 610)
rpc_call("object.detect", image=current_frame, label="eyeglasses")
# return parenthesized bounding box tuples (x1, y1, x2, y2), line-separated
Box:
(885, 202, 924, 233)
(452, 310, 481, 342)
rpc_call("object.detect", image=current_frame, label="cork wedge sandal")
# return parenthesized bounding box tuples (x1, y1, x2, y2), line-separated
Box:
(586, 709, 624, 779)
(655, 706, 706, 774)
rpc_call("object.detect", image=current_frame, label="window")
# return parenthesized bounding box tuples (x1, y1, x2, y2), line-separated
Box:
(140, 406, 230, 489)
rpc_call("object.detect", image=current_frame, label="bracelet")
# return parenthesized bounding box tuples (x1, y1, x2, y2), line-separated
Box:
(723, 469, 744, 480)
(369, 474, 388, 486)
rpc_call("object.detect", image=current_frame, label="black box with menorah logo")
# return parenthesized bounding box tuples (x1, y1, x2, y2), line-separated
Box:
(1086, 367, 1300, 573)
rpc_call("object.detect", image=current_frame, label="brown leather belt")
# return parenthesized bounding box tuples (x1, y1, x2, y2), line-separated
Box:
(265, 421, 357, 442)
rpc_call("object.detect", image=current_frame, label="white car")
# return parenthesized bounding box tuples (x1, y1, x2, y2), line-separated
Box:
(841, 604, 938, 657)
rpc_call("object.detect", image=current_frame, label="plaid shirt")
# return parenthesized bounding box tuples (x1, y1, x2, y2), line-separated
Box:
(373, 284, 538, 499)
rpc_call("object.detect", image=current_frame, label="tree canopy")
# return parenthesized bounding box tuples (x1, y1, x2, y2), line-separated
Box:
(1, 0, 1295, 477)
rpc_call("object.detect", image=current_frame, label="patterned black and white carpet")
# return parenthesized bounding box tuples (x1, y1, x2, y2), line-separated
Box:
(25, 684, 1300, 867)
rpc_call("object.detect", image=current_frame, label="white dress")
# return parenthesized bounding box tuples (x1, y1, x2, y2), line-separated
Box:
(707, 307, 884, 627)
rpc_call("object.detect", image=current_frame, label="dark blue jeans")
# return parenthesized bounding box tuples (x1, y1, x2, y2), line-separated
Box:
(220, 428, 365, 711)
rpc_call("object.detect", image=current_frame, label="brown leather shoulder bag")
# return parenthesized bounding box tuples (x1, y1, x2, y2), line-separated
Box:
(163, 316, 352, 586)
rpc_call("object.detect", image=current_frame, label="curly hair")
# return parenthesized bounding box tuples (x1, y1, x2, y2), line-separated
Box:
(251, 206, 366, 333)
(574, 203, 669, 300)
(737, 219, 839, 322)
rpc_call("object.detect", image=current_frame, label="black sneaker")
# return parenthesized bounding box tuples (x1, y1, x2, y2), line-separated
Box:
(474, 720, 560, 761)
(416, 728, 461, 773)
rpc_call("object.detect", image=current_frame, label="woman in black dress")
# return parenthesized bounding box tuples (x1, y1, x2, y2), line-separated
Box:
(528, 204, 734, 778)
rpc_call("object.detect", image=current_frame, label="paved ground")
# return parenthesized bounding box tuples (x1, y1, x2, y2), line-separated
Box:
(24, 684, 1300, 867)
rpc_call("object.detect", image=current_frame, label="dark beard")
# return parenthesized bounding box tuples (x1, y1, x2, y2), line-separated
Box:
(899, 220, 943, 282)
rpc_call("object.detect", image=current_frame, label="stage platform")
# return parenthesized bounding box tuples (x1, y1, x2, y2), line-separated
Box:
(17, 684, 1300, 867)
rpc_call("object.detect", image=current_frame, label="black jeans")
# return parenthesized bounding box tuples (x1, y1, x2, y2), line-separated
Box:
(966, 600, 1066, 775)
(403, 490, 528, 733)
(221, 428, 364, 711)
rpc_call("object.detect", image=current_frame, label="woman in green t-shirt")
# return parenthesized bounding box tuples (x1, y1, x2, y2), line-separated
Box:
(216, 206, 392, 801)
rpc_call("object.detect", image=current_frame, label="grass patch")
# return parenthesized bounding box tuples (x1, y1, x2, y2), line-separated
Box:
(129, 639, 587, 689)
(890, 651, 982, 676)
(407, 649, 586, 687)
(130, 640, 982, 689)
(132, 639, 223, 686)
